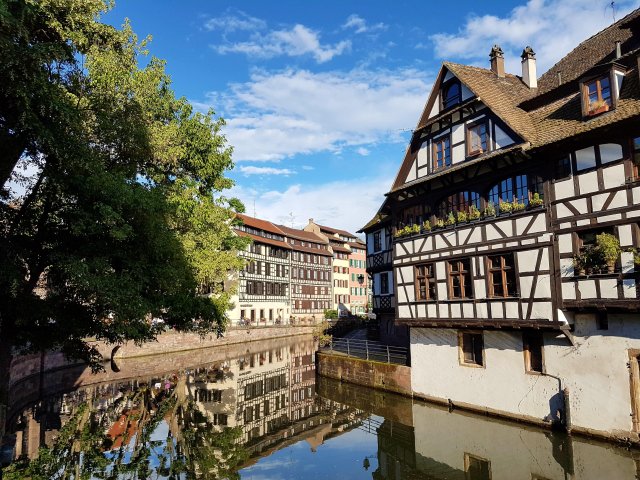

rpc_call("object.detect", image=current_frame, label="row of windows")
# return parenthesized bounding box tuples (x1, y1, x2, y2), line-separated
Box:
(334, 279, 348, 288)
(349, 259, 365, 268)
(350, 287, 367, 296)
(431, 121, 490, 173)
(245, 261, 288, 277)
(459, 330, 543, 373)
(400, 174, 543, 226)
(245, 281, 288, 296)
(240, 308, 284, 322)
(292, 284, 330, 295)
(291, 251, 330, 265)
(292, 268, 330, 281)
(335, 294, 349, 304)
(333, 266, 349, 274)
(292, 300, 330, 310)
(415, 254, 516, 301)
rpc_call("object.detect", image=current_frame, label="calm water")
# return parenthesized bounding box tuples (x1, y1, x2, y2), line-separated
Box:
(2, 335, 639, 479)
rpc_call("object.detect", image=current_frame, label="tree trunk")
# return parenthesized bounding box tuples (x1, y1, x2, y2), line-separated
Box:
(0, 132, 28, 189)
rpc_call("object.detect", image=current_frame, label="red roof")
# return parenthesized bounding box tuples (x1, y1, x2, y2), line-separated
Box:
(236, 213, 285, 236)
(276, 224, 329, 244)
(316, 223, 357, 239)
(235, 230, 292, 250)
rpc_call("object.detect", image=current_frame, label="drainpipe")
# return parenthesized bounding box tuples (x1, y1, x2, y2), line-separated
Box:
(540, 371, 571, 432)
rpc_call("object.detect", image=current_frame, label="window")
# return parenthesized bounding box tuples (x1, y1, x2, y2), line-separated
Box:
(523, 331, 544, 373)
(633, 137, 640, 176)
(596, 312, 609, 330)
(459, 332, 484, 367)
(436, 191, 480, 217)
(467, 123, 487, 156)
(415, 263, 436, 301)
(554, 156, 572, 180)
(373, 231, 382, 252)
(487, 254, 517, 297)
(433, 136, 451, 170)
(442, 80, 461, 110)
(583, 75, 611, 115)
(380, 272, 389, 294)
(448, 259, 473, 299)
(488, 174, 543, 210)
(464, 453, 491, 480)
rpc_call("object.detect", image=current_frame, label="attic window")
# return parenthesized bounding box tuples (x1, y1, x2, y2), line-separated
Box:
(442, 80, 461, 110)
(582, 75, 611, 116)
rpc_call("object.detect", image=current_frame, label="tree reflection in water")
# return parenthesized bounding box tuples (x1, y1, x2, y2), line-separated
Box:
(3, 376, 248, 479)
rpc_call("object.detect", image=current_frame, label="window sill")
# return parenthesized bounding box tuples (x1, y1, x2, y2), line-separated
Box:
(459, 361, 485, 369)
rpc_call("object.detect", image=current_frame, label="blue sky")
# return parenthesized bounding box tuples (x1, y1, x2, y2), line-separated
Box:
(105, 0, 639, 233)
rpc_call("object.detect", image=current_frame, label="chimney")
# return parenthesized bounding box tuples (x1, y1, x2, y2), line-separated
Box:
(615, 40, 622, 59)
(521, 46, 537, 89)
(489, 45, 505, 78)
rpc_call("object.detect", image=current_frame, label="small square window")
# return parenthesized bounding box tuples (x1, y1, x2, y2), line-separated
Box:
(583, 76, 612, 116)
(459, 331, 484, 367)
(464, 453, 491, 480)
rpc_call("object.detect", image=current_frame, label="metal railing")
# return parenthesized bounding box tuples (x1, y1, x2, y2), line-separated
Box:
(321, 338, 408, 365)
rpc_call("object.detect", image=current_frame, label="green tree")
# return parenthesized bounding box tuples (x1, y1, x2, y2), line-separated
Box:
(0, 1, 249, 416)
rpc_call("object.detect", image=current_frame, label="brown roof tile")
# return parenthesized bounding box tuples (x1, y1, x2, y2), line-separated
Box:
(234, 230, 292, 250)
(276, 224, 329, 244)
(316, 223, 358, 239)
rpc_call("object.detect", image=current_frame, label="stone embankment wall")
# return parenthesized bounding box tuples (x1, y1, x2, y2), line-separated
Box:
(103, 325, 315, 359)
(316, 352, 411, 396)
(10, 326, 315, 387)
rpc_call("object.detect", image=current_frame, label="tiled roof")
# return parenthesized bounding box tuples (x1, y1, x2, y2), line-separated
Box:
(276, 224, 329, 244)
(234, 230, 292, 250)
(536, 9, 640, 96)
(331, 244, 351, 254)
(316, 223, 358, 239)
(358, 213, 390, 233)
(236, 213, 285, 236)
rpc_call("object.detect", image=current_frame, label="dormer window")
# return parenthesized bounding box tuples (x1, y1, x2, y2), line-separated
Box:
(583, 75, 611, 115)
(442, 80, 461, 110)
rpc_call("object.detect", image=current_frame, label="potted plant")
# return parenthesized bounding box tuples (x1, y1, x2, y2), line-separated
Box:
(511, 199, 526, 212)
(595, 232, 620, 273)
(444, 212, 456, 227)
(499, 200, 513, 214)
(483, 202, 496, 218)
(422, 220, 431, 232)
(588, 99, 610, 116)
(529, 192, 544, 208)
(456, 210, 468, 223)
(410, 224, 421, 235)
(434, 218, 445, 229)
(573, 252, 586, 276)
(468, 205, 481, 221)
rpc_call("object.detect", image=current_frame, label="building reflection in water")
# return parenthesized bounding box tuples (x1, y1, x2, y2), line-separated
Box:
(4, 336, 640, 479)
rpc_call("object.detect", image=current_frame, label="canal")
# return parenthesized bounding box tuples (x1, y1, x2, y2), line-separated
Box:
(1, 334, 639, 479)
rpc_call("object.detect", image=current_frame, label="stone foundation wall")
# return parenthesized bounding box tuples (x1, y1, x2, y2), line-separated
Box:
(316, 352, 411, 396)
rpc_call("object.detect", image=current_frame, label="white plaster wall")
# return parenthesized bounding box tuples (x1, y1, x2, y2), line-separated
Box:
(417, 142, 429, 170)
(405, 159, 417, 182)
(411, 328, 559, 421)
(602, 163, 625, 189)
(554, 179, 575, 200)
(410, 313, 640, 436)
(412, 401, 637, 480)
(451, 144, 465, 164)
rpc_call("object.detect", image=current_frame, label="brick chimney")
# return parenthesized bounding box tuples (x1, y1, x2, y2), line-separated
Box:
(490, 45, 505, 78)
(521, 46, 537, 89)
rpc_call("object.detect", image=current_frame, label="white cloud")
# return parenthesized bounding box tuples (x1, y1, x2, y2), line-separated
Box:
(198, 68, 431, 162)
(229, 175, 392, 234)
(204, 11, 266, 33)
(239, 166, 295, 176)
(301, 165, 314, 171)
(429, 0, 639, 74)
(343, 14, 387, 34)
(356, 147, 370, 156)
(213, 24, 350, 63)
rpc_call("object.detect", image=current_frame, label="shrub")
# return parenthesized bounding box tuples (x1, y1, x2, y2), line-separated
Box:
(422, 220, 431, 232)
(499, 200, 513, 214)
(468, 205, 481, 220)
(456, 210, 468, 223)
(434, 218, 445, 229)
(512, 199, 526, 212)
(483, 202, 496, 217)
(529, 192, 544, 208)
(444, 212, 456, 226)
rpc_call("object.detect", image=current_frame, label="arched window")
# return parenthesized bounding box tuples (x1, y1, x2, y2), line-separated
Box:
(442, 81, 461, 110)
(436, 191, 480, 217)
(488, 174, 543, 211)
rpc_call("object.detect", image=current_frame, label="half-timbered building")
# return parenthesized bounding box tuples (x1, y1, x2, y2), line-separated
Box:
(304, 219, 370, 315)
(232, 214, 291, 325)
(277, 224, 333, 322)
(369, 10, 640, 442)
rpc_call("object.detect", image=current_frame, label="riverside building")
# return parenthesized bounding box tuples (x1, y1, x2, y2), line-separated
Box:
(364, 10, 640, 443)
